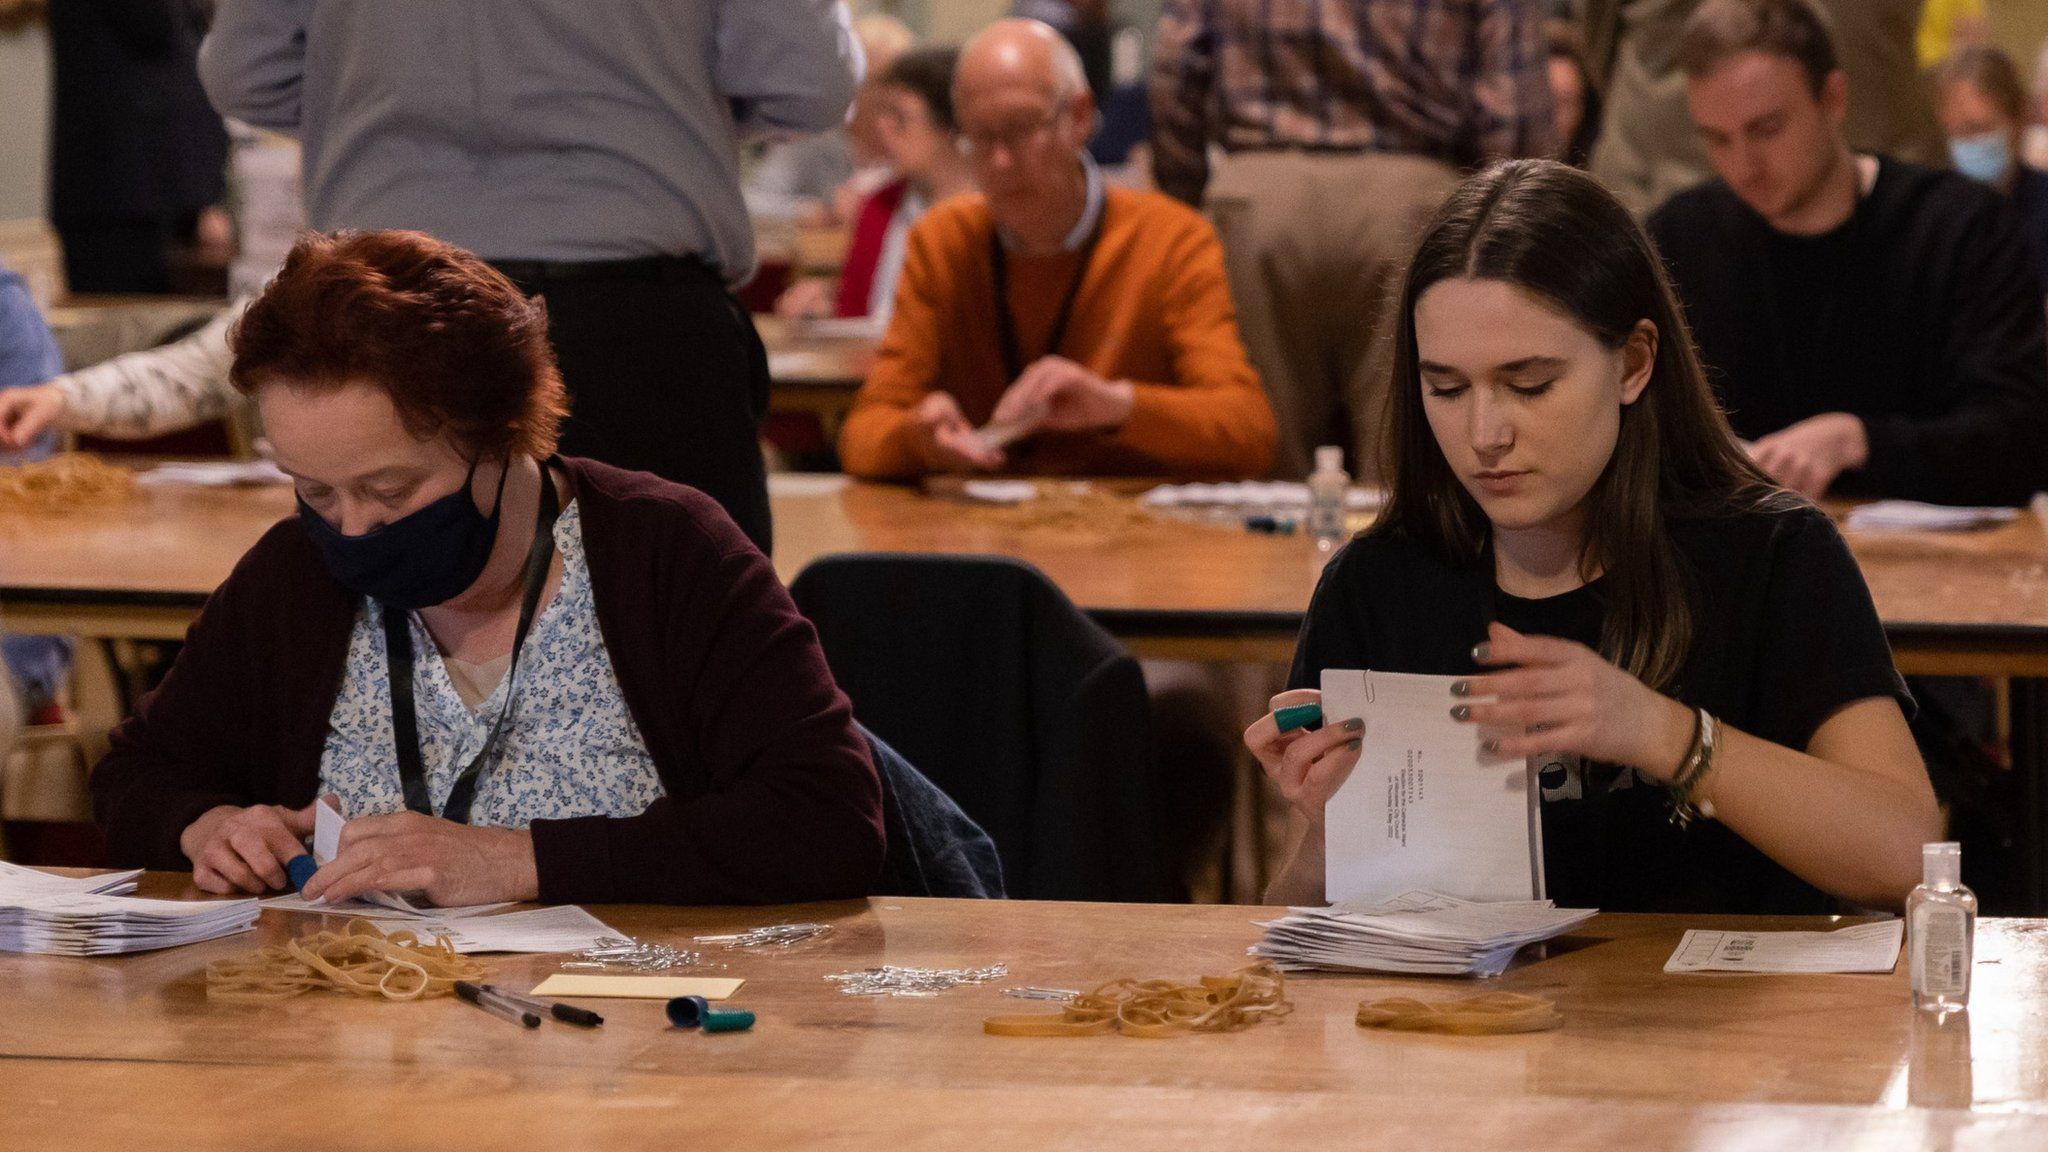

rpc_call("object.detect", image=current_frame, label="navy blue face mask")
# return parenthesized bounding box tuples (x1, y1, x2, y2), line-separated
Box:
(297, 461, 508, 609)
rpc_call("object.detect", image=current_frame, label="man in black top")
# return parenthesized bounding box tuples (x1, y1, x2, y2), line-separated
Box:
(48, 0, 228, 294)
(1648, 0, 2048, 506)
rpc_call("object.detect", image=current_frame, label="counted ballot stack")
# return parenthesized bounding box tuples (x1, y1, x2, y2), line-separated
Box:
(1251, 890, 1598, 977)
(0, 861, 260, 956)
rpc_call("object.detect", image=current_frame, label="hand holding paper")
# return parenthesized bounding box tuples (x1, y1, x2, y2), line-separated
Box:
(1245, 687, 1362, 820)
(300, 800, 540, 909)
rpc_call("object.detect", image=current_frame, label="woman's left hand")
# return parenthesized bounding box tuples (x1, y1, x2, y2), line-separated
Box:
(300, 812, 539, 907)
(1453, 622, 1695, 780)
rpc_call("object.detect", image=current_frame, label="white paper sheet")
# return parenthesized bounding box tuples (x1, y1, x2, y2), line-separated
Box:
(1320, 669, 1543, 905)
(261, 892, 518, 919)
(1663, 920, 1904, 974)
(312, 796, 342, 865)
(136, 460, 290, 487)
(374, 905, 621, 954)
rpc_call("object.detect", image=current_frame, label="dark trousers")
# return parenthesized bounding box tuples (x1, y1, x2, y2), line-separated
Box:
(496, 262, 773, 553)
(55, 216, 173, 294)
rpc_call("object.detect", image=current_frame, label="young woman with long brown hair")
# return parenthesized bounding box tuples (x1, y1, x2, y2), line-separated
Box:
(1246, 160, 1939, 913)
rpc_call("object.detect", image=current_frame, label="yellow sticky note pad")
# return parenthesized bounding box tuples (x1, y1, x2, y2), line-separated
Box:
(529, 975, 745, 1000)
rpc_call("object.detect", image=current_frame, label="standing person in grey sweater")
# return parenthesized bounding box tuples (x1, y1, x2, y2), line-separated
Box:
(197, 1, 866, 553)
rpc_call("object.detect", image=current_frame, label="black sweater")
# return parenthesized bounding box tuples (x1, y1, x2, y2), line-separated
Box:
(1649, 159, 2048, 506)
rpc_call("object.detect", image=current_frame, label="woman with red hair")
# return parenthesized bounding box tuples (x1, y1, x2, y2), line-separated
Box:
(92, 230, 885, 907)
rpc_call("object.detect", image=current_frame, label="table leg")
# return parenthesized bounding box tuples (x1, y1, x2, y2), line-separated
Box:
(2014, 679, 2048, 914)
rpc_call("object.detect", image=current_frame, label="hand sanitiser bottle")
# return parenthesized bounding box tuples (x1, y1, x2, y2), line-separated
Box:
(1908, 841, 1976, 1014)
(1308, 446, 1349, 555)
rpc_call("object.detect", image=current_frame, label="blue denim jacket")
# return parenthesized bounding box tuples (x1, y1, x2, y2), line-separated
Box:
(1, 265, 69, 708)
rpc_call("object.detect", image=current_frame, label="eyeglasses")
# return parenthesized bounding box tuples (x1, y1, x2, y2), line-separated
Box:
(953, 111, 1063, 160)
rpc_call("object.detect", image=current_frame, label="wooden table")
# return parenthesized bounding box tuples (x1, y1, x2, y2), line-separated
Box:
(2, 873, 2045, 1150)
(757, 315, 876, 425)
(7, 476, 2048, 674)
(0, 479, 294, 641)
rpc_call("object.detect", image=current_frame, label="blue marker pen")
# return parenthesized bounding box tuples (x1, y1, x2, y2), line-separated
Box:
(285, 854, 318, 893)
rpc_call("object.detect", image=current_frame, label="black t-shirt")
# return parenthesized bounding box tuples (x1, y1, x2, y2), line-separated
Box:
(1288, 503, 1911, 914)
(1648, 159, 2048, 506)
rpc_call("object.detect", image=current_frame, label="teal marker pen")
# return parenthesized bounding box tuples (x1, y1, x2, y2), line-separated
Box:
(1275, 703, 1323, 733)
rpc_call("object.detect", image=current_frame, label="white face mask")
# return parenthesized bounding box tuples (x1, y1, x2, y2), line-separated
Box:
(1948, 130, 2014, 188)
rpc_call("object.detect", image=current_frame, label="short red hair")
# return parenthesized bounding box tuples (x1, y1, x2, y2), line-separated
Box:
(230, 230, 569, 460)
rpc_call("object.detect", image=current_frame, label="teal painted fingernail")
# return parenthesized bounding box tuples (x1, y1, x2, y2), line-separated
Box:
(1471, 642, 1492, 662)
(1450, 680, 1471, 696)
(1343, 718, 1363, 732)
(1347, 738, 1362, 751)
(1482, 739, 1500, 754)
(1451, 705, 1471, 721)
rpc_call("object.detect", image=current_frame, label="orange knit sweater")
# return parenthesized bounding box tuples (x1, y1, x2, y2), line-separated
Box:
(838, 186, 1277, 480)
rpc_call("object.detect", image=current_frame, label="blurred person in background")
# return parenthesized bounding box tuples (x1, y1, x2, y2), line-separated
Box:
(48, 0, 229, 294)
(1932, 45, 2048, 298)
(776, 48, 975, 324)
(748, 14, 918, 226)
(201, 0, 865, 553)
(1550, 18, 1604, 167)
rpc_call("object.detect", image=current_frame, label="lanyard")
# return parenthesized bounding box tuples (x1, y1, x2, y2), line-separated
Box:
(989, 212, 1105, 383)
(382, 462, 562, 824)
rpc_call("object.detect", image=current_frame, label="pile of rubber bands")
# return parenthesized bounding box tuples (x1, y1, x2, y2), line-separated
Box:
(0, 454, 134, 512)
(206, 918, 486, 1002)
(982, 961, 1292, 1038)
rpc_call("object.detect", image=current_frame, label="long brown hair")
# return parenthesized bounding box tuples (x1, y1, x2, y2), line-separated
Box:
(1372, 159, 1791, 690)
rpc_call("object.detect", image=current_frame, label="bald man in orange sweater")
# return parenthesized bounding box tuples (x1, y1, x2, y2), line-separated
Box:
(838, 19, 1277, 481)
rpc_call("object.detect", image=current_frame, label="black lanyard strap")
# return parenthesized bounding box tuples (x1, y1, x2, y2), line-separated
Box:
(384, 460, 562, 824)
(989, 207, 1105, 383)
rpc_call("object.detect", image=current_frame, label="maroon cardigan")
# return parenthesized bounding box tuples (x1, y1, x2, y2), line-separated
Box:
(92, 457, 885, 905)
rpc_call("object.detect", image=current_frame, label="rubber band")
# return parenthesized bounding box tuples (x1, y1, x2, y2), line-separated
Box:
(0, 454, 134, 512)
(206, 919, 487, 1002)
(1354, 991, 1562, 1034)
(983, 961, 1291, 1038)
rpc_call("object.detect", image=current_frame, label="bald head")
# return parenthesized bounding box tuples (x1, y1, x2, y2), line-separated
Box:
(957, 18, 1088, 104)
(952, 19, 1096, 246)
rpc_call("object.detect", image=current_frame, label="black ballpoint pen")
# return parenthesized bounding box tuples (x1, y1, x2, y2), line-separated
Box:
(481, 983, 604, 1027)
(454, 981, 541, 1028)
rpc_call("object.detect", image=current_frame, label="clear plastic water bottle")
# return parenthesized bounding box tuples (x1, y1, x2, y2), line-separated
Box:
(1908, 841, 1976, 1014)
(1307, 445, 1349, 554)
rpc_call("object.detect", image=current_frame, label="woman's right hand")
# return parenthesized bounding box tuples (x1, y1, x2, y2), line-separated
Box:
(773, 277, 836, 319)
(0, 383, 68, 450)
(1244, 689, 1363, 824)
(178, 802, 318, 894)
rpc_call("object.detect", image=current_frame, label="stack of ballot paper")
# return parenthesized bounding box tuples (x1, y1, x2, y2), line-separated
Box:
(1251, 890, 1598, 977)
(0, 861, 142, 897)
(0, 866, 258, 955)
(1843, 500, 2020, 533)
